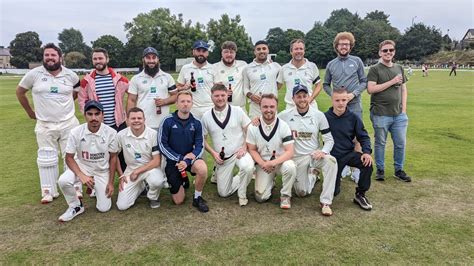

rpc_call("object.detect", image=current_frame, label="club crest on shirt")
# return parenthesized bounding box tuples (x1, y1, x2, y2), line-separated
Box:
(288, 72, 293, 76)
(294, 78, 301, 85)
(126, 144, 131, 148)
(142, 80, 148, 84)
(190, 123, 195, 131)
(42, 77, 48, 82)
(222, 132, 228, 141)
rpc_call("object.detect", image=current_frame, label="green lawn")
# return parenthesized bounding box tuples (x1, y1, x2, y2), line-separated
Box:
(0, 70, 473, 264)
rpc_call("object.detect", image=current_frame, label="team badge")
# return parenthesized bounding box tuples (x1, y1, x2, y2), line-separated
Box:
(142, 80, 148, 84)
(294, 78, 301, 85)
(222, 132, 228, 141)
(220, 70, 225, 74)
(50, 87, 58, 93)
(288, 72, 293, 76)
(126, 144, 131, 148)
(190, 123, 195, 131)
(42, 77, 47, 82)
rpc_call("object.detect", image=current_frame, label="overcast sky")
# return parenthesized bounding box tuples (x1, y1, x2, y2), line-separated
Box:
(0, 0, 472, 48)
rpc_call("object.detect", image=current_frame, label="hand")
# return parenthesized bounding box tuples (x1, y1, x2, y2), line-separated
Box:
(347, 93, 355, 102)
(28, 110, 36, 120)
(227, 89, 233, 96)
(154, 97, 166, 107)
(251, 116, 261, 126)
(236, 147, 246, 159)
(250, 94, 261, 104)
(130, 170, 139, 182)
(212, 151, 224, 165)
(79, 174, 94, 190)
(392, 74, 403, 85)
(184, 152, 196, 161)
(361, 153, 373, 167)
(311, 150, 326, 161)
(260, 160, 275, 173)
(118, 175, 128, 192)
(105, 182, 114, 198)
(178, 83, 191, 91)
(176, 161, 188, 172)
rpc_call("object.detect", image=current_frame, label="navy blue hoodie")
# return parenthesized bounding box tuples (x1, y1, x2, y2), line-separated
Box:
(324, 107, 372, 159)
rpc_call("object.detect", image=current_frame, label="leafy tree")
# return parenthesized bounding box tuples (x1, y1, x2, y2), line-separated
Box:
(9, 31, 42, 68)
(206, 14, 253, 63)
(364, 10, 390, 23)
(64, 51, 88, 68)
(397, 23, 443, 60)
(355, 19, 401, 61)
(305, 22, 336, 67)
(265, 27, 286, 54)
(92, 35, 125, 67)
(324, 8, 362, 33)
(58, 28, 92, 65)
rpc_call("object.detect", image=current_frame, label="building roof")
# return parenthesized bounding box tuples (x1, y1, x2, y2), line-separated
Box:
(0, 48, 11, 56)
(461, 29, 474, 41)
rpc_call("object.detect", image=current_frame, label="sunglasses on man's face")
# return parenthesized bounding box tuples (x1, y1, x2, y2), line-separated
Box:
(381, 48, 395, 53)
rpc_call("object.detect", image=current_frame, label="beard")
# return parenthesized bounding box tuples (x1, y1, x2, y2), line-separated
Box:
(43, 60, 61, 71)
(144, 64, 159, 77)
(194, 55, 207, 64)
(95, 63, 107, 71)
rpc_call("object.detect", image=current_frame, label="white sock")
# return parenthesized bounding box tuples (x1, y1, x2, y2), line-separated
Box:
(194, 190, 202, 199)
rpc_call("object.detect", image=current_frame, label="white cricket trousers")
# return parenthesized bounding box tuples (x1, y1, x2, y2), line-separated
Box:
(58, 169, 111, 212)
(215, 153, 254, 199)
(254, 160, 296, 202)
(293, 154, 338, 205)
(116, 168, 165, 210)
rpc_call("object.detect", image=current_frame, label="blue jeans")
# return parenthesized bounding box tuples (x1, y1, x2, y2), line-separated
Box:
(370, 112, 408, 171)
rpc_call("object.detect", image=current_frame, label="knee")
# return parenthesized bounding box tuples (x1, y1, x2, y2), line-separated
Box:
(294, 188, 308, 198)
(116, 201, 130, 211)
(193, 161, 208, 177)
(97, 203, 111, 213)
(255, 191, 269, 203)
(218, 189, 232, 198)
(58, 174, 71, 188)
(282, 160, 296, 175)
(173, 197, 185, 205)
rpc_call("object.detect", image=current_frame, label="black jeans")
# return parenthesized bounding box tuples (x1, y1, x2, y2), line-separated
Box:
(111, 122, 127, 172)
(334, 151, 373, 196)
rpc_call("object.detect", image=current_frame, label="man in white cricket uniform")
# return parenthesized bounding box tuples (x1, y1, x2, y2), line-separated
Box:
(213, 41, 248, 111)
(128, 47, 177, 130)
(279, 84, 338, 216)
(177, 40, 215, 119)
(277, 39, 322, 110)
(57, 101, 118, 222)
(246, 94, 296, 209)
(201, 84, 255, 206)
(16, 43, 80, 204)
(116, 107, 166, 210)
(243, 40, 281, 118)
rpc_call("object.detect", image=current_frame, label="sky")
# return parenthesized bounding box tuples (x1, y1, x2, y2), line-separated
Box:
(0, 0, 472, 48)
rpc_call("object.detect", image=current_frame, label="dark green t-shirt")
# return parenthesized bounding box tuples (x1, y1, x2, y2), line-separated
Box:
(367, 62, 407, 116)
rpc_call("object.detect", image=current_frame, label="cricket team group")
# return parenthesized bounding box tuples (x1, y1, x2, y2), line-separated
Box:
(16, 31, 412, 222)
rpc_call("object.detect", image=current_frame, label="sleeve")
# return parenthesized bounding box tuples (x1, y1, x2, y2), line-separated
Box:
(240, 108, 251, 127)
(400, 65, 407, 84)
(167, 75, 177, 92)
(281, 122, 294, 145)
(71, 72, 80, 92)
(318, 113, 334, 154)
(352, 58, 368, 97)
(191, 121, 204, 159)
(177, 67, 186, 84)
(242, 67, 250, 95)
(116, 133, 123, 153)
(151, 130, 160, 155)
(64, 129, 77, 154)
(276, 67, 284, 84)
(322, 63, 333, 96)
(313, 64, 321, 84)
(78, 78, 89, 112)
(158, 118, 182, 162)
(18, 71, 35, 90)
(201, 115, 209, 136)
(128, 76, 139, 95)
(367, 66, 378, 83)
(246, 126, 256, 145)
(108, 131, 119, 153)
(354, 116, 372, 154)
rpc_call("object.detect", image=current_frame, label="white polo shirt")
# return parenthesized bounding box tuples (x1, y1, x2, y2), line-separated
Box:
(278, 107, 334, 156)
(116, 126, 159, 170)
(177, 61, 215, 109)
(201, 104, 251, 157)
(246, 117, 294, 161)
(277, 59, 321, 108)
(243, 59, 281, 97)
(65, 123, 118, 176)
(129, 70, 176, 128)
(213, 60, 248, 108)
(19, 66, 79, 122)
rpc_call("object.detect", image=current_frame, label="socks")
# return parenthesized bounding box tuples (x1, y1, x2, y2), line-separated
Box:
(194, 190, 202, 199)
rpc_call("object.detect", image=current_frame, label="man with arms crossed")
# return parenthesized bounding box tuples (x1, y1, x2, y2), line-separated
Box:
(16, 43, 80, 204)
(325, 88, 374, 211)
(243, 40, 281, 118)
(279, 84, 337, 216)
(57, 101, 118, 222)
(246, 94, 296, 209)
(201, 84, 254, 206)
(277, 39, 322, 110)
(367, 40, 411, 182)
(176, 40, 215, 119)
(116, 107, 166, 210)
(323, 32, 368, 182)
(158, 91, 209, 212)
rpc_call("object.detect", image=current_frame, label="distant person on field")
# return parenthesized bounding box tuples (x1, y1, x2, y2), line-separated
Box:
(449, 61, 457, 76)
(421, 64, 428, 77)
(367, 40, 412, 183)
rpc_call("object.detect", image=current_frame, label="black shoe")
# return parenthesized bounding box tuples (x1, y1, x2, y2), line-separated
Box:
(333, 186, 341, 197)
(394, 170, 412, 182)
(140, 182, 149, 197)
(375, 169, 385, 181)
(353, 192, 373, 211)
(192, 196, 209, 212)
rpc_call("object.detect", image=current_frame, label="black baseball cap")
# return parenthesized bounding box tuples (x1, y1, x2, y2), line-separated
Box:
(193, 40, 209, 50)
(292, 84, 309, 96)
(143, 47, 159, 57)
(84, 100, 104, 112)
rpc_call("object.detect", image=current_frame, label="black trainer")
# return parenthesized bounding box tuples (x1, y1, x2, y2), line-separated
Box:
(353, 192, 373, 211)
(192, 196, 209, 212)
(375, 169, 385, 181)
(394, 170, 412, 182)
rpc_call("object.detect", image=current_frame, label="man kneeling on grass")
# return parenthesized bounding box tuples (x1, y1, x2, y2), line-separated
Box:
(324, 87, 374, 211)
(116, 107, 166, 210)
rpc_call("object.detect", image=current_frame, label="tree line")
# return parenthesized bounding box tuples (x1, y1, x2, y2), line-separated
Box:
(8, 8, 453, 69)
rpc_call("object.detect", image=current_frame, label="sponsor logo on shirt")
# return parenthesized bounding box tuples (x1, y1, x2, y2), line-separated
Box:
(190, 123, 195, 131)
(228, 76, 234, 82)
(172, 124, 178, 129)
(197, 77, 204, 84)
(50, 87, 58, 93)
(260, 74, 266, 81)
(81, 151, 105, 160)
(134, 152, 141, 160)
(150, 86, 157, 93)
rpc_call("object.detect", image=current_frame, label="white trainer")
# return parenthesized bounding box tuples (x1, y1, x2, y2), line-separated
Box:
(58, 205, 84, 222)
(41, 193, 53, 204)
(280, 196, 291, 209)
(239, 198, 248, 207)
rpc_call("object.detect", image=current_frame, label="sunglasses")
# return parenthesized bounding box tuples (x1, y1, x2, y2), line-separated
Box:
(382, 48, 395, 53)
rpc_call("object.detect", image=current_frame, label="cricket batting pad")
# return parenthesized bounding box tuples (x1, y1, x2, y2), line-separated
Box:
(37, 147, 59, 197)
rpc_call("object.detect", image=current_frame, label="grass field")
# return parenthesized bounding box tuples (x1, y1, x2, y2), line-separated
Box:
(0, 70, 473, 264)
